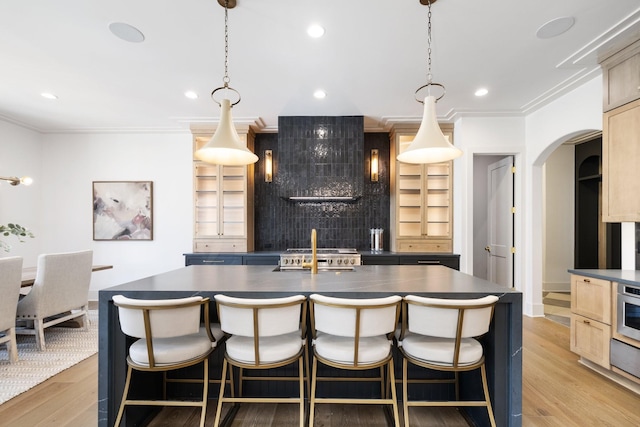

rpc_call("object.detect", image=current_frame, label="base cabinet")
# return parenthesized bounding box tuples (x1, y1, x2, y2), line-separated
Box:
(571, 313, 611, 368)
(570, 274, 612, 369)
(186, 253, 461, 270)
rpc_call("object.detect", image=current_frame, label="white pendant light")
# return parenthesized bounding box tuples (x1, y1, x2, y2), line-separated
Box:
(195, 98, 258, 165)
(397, 95, 461, 164)
(194, 0, 258, 166)
(397, 0, 462, 164)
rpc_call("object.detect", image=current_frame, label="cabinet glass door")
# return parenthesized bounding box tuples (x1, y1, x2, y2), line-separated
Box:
(195, 164, 219, 237)
(397, 136, 424, 237)
(220, 166, 246, 237)
(425, 163, 450, 237)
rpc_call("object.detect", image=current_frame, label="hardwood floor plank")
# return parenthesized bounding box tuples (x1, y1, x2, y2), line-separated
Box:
(522, 316, 640, 427)
(2, 317, 640, 426)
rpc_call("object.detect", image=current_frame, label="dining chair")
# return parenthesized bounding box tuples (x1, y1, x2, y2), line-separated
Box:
(15, 249, 93, 351)
(308, 293, 402, 427)
(213, 294, 308, 427)
(0, 256, 23, 363)
(397, 294, 499, 427)
(112, 295, 218, 427)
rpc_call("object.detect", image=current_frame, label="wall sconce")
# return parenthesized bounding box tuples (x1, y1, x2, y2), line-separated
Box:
(0, 176, 33, 186)
(370, 149, 379, 182)
(265, 150, 273, 183)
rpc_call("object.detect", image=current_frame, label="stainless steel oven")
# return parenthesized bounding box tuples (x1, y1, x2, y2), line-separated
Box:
(616, 282, 640, 343)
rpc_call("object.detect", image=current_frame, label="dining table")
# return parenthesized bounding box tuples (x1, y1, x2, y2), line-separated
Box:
(21, 264, 113, 287)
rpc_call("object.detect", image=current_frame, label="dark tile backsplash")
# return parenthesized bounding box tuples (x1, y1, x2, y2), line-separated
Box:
(277, 116, 364, 198)
(253, 117, 390, 251)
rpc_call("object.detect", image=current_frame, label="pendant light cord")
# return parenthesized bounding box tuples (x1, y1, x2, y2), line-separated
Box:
(223, 0, 230, 87)
(426, 0, 432, 85)
(414, 0, 445, 103)
(211, 0, 241, 106)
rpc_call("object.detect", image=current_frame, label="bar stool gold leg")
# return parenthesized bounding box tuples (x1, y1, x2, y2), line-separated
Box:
(213, 359, 228, 427)
(402, 358, 409, 427)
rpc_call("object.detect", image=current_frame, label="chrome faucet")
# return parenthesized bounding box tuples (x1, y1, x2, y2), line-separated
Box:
(302, 229, 318, 274)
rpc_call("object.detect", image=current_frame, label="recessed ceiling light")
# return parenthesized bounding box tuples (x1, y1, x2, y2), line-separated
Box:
(536, 16, 575, 39)
(184, 91, 198, 99)
(41, 92, 58, 100)
(475, 88, 488, 97)
(307, 24, 325, 38)
(313, 89, 327, 99)
(109, 22, 145, 43)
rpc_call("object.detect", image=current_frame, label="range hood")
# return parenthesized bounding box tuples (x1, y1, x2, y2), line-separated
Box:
(277, 116, 364, 201)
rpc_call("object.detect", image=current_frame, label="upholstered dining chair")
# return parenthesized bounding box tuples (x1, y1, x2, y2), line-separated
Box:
(308, 294, 402, 427)
(213, 294, 308, 427)
(397, 295, 499, 427)
(112, 295, 218, 427)
(0, 256, 23, 363)
(15, 249, 93, 351)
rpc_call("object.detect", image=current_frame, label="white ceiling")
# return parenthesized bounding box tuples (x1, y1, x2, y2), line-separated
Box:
(1, 0, 640, 133)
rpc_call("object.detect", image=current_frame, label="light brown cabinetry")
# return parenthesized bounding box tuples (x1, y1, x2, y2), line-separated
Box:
(602, 99, 640, 222)
(390, 124, 453, 253)
(570, 274, 612, 368)
(192, 127, 254, 253)
(601, 38, 640, 223)
(602, 38, 640, 112)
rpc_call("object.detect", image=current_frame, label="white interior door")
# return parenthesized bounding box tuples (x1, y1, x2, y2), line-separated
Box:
(487, 156, 515, 287)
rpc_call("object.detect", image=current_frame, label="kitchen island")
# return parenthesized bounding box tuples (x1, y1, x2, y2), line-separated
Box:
(98, 265, 522, 427)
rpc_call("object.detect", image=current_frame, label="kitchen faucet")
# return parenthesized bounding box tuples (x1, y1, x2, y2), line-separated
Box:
(302, 229, 318, 274)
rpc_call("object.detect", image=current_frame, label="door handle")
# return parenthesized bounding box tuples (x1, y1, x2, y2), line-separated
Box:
(485, 246, 491, 253)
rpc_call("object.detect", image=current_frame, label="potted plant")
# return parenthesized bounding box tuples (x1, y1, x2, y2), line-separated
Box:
(0, 223, 34, 252)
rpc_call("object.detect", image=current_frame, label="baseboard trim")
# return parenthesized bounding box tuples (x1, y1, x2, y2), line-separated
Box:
(543, 282, 570, 293)
(579, 358, 640, 395)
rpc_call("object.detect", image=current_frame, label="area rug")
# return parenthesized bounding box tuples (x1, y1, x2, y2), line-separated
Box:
(0, 310, 98, 405)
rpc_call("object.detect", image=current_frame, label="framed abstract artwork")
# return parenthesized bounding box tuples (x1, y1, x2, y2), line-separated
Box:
(93, 181, 153, 240)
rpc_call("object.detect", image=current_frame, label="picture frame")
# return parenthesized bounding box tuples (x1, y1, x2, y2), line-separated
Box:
(92, 181, 153, 241)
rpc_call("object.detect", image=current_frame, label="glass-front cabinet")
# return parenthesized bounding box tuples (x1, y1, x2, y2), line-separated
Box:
(192, 127, 254, 252)
(390, 124, 453, 253)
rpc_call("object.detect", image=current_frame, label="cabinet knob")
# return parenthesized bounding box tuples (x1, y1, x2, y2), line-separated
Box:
(485, 246, 491, 253)
(584, 278, 590, 283)
(583, 320, 590, 324)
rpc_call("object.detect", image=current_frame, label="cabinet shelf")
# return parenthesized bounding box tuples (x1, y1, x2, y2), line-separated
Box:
(391, 126, 454, 253)
(192, 129, 254, 253)
(577, 174, 601, 182)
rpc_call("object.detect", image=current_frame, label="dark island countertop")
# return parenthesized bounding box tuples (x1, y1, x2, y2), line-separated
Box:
(98, 265, 522, 427)
(107, 264, 510, 296)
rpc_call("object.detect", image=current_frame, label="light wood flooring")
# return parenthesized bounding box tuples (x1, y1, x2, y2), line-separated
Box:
(2, 316, 640, 426)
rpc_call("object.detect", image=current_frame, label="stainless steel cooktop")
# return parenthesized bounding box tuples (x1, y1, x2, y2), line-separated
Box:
(279, 248, 361, 270)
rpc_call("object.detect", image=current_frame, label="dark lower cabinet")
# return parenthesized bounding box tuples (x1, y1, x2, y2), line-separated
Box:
(397, 254, 460, 270)
(185, 253, 460, 270)
(184, 253, 279, 266)
(361, 255, 399, 265)
(242, 255, 280, 265)
(184, 254, 242, 266)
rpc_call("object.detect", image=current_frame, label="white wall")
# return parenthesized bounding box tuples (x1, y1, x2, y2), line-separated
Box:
(524, 75, 603, 316)
(0, 121, 43, 262)
(1, 123, 194, 299)
(543, 144, 575, 292)
(453, 116, 525, 296)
